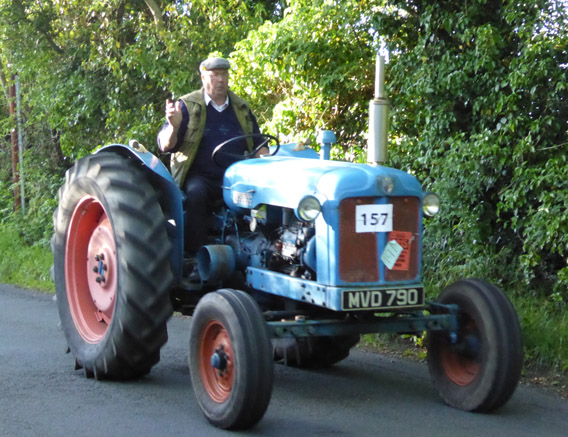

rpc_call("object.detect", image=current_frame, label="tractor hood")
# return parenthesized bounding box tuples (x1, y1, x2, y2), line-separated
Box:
(223, 156, 423, 212)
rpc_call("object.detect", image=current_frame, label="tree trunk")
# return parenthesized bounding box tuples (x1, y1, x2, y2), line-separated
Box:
(8, 78, 21, 211)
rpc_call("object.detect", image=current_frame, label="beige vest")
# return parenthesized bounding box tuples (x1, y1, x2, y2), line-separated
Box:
(170, 89, 255, 187)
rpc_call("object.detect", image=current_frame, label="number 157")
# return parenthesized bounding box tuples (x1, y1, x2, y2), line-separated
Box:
(355, 204, 393, 233)
(361, 212, 389, 226)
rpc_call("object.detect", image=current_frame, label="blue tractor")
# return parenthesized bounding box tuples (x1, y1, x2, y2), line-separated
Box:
(52, 57, 522, 430)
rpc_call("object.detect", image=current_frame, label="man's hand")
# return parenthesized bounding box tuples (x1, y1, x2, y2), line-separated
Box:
(254, 146, 269, 157)
(165, 99, 182, 128)
(158, 99, 182, 152)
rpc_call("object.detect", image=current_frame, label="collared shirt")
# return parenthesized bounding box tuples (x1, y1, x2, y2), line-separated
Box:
(203, 91, 229, 112)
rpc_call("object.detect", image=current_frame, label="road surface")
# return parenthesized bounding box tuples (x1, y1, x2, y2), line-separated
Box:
(1, 283, 567, 436)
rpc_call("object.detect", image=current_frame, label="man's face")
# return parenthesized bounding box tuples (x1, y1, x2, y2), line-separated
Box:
(202, 68, 229, 102)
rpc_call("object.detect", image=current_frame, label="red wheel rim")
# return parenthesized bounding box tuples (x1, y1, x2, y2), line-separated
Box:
(199, 320, 234, 403)
(65, 196, 117, 343)
(440, 316, 481, 386)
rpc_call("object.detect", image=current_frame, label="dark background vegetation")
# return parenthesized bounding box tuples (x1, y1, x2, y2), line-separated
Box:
(1, 0, 566, 372)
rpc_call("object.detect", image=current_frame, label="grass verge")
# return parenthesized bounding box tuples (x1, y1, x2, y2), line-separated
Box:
(0, 223, 54, 293)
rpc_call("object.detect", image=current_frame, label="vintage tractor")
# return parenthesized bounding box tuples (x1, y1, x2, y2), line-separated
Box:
(51, 56, 523, 430)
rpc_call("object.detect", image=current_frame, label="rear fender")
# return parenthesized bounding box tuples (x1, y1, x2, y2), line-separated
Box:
(96, 144, 184, 281)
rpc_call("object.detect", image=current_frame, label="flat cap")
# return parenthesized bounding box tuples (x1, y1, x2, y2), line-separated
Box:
(200, 57, 231, 72)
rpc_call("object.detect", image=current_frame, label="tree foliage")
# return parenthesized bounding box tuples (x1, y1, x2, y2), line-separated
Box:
(0, 0, 282, 157)
(230, 0, 378, 160)
(1, 0, 567, 299)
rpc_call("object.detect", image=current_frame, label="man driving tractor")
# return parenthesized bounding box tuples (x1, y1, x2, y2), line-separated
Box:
(158, 56, 266, 256)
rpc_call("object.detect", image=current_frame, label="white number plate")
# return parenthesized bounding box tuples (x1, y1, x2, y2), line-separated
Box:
(355, 204, 393, 233)
(342, 287, 424, 311)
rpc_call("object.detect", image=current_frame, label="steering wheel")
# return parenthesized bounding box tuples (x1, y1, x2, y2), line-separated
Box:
(211, 133, 280, 167)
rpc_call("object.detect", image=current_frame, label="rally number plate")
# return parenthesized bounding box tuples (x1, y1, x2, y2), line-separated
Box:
(342, 287, 424, 311)
(355, 204, 393, 233)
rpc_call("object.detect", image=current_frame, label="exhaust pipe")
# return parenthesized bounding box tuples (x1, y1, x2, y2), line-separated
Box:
(367, 54, 389, 166)
(196, 245, 236, 282)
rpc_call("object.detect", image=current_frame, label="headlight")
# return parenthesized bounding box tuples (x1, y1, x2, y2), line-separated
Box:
(295, 195, 322, 222)
(422, 192, 440, 217)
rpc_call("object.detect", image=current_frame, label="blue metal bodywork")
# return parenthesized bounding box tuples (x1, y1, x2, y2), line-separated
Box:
(223, 148, 426, 311)
(224, 154, 423, 213)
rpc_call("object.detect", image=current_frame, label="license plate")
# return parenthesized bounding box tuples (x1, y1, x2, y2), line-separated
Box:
(342, 287, 424, 311)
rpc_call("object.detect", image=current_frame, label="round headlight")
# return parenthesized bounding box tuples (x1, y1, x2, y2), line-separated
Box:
(423, 192, 440, 217)
(296, 195, 322, 222)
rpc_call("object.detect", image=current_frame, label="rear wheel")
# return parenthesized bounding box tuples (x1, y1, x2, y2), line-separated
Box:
(52, 151, 173, 379)
(427, 279, 522, 412)
(189, 289, 273, 430)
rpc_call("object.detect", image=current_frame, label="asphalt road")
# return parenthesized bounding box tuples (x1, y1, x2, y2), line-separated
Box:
(1, 283, 567, 436)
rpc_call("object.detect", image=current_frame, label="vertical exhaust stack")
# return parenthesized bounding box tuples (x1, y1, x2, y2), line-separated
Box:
(367, 55, 389, 166)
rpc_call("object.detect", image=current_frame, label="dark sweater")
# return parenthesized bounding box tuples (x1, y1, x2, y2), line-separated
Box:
(190, 104, 247, 181)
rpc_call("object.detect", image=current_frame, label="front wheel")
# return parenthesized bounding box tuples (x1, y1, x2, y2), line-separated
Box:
(427, 279, 523, 412)
(189, 289, 274, 430)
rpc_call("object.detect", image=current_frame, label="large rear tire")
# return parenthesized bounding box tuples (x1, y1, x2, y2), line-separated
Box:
(52, 151, 173, 379)
(189, 289, 273, 430)
(427, 279, 523, 412)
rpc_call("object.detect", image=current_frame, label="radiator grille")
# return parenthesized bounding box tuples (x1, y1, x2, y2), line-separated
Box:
(338, 196, 420, 283)
(338, 197, 379, 282)
(385, 196, 420, 282)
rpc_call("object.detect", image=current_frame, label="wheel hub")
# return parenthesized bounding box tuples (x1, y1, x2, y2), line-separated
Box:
(440, 318, 481, 386)
(453, 334, 481, 359)
(200, 321, 234, 402)
(211, 345, 229, 373)
(65, 195, 117, 343)
(86, 219, 117, 314)
(93, 254, 107, 284)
